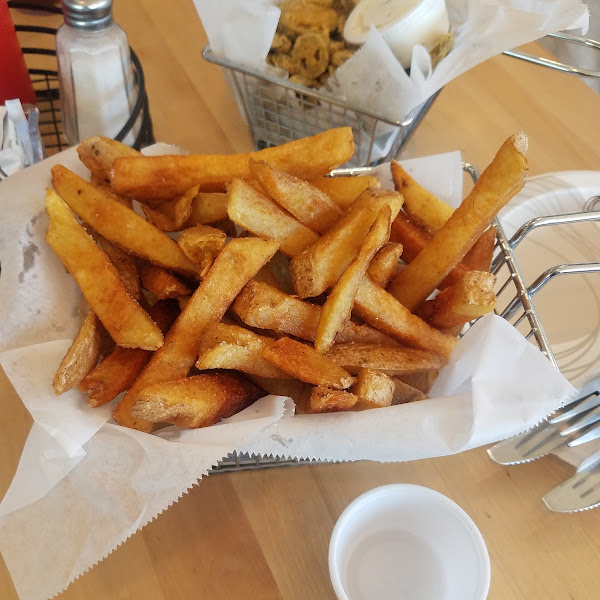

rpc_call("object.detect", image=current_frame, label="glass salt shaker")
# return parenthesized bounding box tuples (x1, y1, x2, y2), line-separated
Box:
(56, 0, 139, 146)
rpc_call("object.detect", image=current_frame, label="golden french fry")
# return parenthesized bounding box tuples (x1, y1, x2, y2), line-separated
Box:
(112, 127, 355, 203)
(390, 160, 454, 232)
(354, 278, 457, 358)
(131, 372, 265, 428)
(185, 192, 229, 226)
(352, 368, 395, 410)
(306, 387, 358, 413)
(290, 188, 404, 298)
(309, 175, 381, 210)
(77, 136, 141, 186)
(392, 378, 428, 404)
(249, 159, 342, 233)
(315, 205, 391, 353)
(227, 178, 319, 257)
(45, 189, 164, 351)
(177, 225, 227, 275)
(326, 343, 446, 376)
(113, 237, 278, 431)
(418, 271, 496, 330)
(51, 165, 203, 279)
(196, 322, 288, 378)
(462, 226, 496, 272)
(396, 370, 438, 394)
(262, 337, 355, 389)
(53, 311, 106, 395)
(141, 185, 198, 231)
(139, 262, 193, 299)
(388, 133, 528, 311)
(80, 299, 180, 407)
(367, 242, 403, 288)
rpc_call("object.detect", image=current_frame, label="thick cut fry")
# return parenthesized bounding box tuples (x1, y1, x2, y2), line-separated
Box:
(354, 278, 457, 358)
(418, 271, 496, 330)
(51, 165, 202, 279)
(177, 225, 227, 275)
(227, 178, 319, 257)
(53, 311, 106, 395)
(309, 175, 381, 210)
(196, 323, 288, 378)
(326, 343, 446, 376)
(315, 205, 391, 353)
(113, 237, 278, 431)
(392, 378, 428, 404)
(77, 136, 141, 186)
(352, 368, 394, 410)
(185, 192, 229, 226)
(390, 160, 453, 232)
(290, 188, 404, 298)
(307, 387, 358, 413)
(96, 235, 141, 300)
(233, 281, 398, 346)
(262, 337, 355, 389)
(462, 226, 496, 272)
(249, 159, 342, 233)
(45, 190, 164, 351)
(131, 373, 264, 428)
(367, 242, 403, 288)
(112, 127, 355, 203)
(397, 370, 438, 394)
(388, 133, 528, 311)
(80, 299, 180, 406)
(141, 185, 198, 232)
(248, 376, 309, 410)
(139, 263, 193, 299)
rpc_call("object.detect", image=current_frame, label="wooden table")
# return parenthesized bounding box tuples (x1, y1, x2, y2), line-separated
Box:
(2, 1, 600, 598)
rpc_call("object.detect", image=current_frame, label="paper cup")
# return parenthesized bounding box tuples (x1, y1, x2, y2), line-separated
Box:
(329, 484, 490, 600)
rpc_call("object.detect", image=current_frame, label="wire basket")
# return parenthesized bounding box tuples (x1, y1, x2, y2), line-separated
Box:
(9, 0, 155, 155)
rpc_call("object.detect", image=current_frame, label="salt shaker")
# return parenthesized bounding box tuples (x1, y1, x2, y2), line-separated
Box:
(56, 0, 139, 146)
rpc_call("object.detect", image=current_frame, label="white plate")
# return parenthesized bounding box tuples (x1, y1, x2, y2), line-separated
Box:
(497, 171, 600, 388)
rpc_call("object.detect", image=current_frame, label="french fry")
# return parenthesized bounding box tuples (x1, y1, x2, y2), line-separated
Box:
(392, 378, 428, 404)
(196, 323, 288, 378)
(45, 189, 164, 351)
(141, 185, 198, 232)
(185, 192, 229, 226)
(290, 188, 404, 298)
(396, 370, 438, 394)
(249, 159, 342, 233)
(366, 242, 403, 288)
(307, 387, 358, 413)
(139, 262, 193, 299)
(233, 281, 398, 346)
(51, 165, 203, 279)
(354, 277, 458, 358)
(248, 376, 309, 411)
(79, 299, 180, 406)
(309, 175, 381, 211)
(177, 225, 227, 276)
(315, 205, 391, 353)
(113, 237, 278, 431)
(227, 178, 319, 257)
(92, 233, 141, 300)
(130, 372, 265, 428)
(262, 337, 355, 389)
(417, 271, 496, 330)
(352, 368, 394, 410)
(388, 133, 528, 311)
(77, 136, 141, 186)
(53, 311, 106, 395)
(112, 127, 355, 203)
(326, 343, 446, 376)
(390, 160, 454, 232)
(462, 226, 496, 272)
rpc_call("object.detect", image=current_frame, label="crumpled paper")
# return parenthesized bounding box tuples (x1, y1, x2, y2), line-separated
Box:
(0, 101, 43, 178)
(0, 144, 576, 600)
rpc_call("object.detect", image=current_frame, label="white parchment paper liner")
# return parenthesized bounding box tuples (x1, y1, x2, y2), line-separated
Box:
(0, 145, 576, 600)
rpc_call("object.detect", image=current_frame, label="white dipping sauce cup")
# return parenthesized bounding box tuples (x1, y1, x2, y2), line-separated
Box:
(329, 484, 490, 600)
(344, 0, 450, 69)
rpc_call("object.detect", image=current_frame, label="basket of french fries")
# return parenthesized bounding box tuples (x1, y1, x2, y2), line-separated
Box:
(0, 127, 577, 599)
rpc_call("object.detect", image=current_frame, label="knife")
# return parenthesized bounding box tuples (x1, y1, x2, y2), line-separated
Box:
(487, 391, 600, 465)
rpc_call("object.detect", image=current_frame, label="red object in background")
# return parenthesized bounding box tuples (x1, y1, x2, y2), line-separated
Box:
(0, 0, 37, 105)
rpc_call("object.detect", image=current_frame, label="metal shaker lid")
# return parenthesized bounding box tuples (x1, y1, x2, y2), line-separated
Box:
(62, 0, 113, 30)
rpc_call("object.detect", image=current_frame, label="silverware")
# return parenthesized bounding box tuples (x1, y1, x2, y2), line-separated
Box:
(543, 449, 600, 512)
(487, 391, 600, 465)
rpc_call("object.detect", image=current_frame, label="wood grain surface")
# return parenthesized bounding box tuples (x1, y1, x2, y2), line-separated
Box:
(2, 1, 600, 599)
